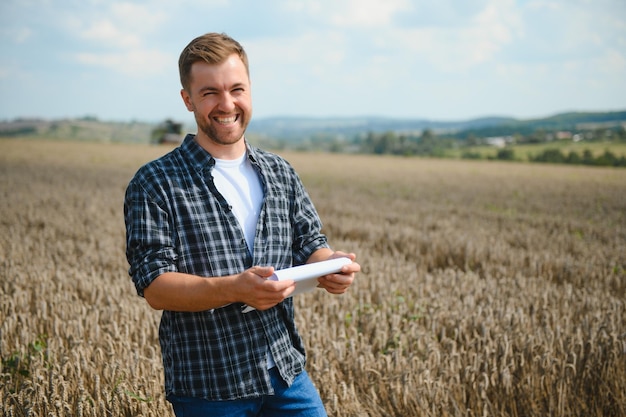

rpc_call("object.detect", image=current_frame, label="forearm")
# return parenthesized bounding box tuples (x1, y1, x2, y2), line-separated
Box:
(306, 247, 335, 264)
(143, 271, 237, 312)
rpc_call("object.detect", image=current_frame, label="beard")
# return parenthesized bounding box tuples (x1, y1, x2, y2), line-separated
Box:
(194, 112, 248, 146)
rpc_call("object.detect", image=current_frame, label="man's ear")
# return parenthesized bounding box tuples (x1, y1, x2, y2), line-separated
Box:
(181, 89, 194, 112)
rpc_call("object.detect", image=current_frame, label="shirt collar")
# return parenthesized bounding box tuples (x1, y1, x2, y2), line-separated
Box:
(179, 134, 213, 173)
(180, 133, 261, 172)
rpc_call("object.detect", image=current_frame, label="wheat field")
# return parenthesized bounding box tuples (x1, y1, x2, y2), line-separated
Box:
(1, 139, 625, 417)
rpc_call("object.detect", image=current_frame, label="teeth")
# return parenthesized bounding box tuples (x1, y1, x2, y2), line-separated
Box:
(216, 116, 237, 124)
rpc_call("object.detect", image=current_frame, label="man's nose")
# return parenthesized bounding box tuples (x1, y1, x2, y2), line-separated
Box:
(217, 93, 236, 112)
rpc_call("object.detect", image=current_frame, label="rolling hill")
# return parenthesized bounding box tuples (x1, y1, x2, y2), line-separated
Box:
(1, 110, 625, 144)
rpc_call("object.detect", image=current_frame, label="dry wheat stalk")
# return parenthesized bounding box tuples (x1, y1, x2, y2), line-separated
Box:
(1, 140, 624, 416)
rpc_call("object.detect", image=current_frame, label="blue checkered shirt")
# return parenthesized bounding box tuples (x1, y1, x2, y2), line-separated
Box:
(124, 134, 329, 400)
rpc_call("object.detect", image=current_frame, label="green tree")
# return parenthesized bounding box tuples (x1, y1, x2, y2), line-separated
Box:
(582, 149, 595, 165)
(532, 148, 565, 163)
(565, 150, 581, 165)
(594, 150, 617, 166)
(496, 148, 515, 161)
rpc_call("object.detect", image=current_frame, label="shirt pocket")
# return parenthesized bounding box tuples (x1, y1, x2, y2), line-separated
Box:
(171, 184, 236, 276)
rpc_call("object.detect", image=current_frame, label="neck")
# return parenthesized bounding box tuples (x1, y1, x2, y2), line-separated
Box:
(195, 133, 246, 160)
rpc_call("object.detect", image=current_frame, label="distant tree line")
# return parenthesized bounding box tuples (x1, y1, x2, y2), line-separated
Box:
(343, 125, 626, 168)
(0, 126, 37, 136)
(358, 129, 457, 157)
(529, 148, 626, 167)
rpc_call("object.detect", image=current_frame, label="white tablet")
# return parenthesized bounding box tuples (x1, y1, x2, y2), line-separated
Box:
(241, 257, 352, 313)
(269, 257, 353, 296)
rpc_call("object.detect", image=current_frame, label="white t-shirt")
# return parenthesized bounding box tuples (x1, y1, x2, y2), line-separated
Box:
(212, 153, 264, 256)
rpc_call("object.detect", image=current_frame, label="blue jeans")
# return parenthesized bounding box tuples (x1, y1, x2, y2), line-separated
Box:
(167, 368, 327, 417)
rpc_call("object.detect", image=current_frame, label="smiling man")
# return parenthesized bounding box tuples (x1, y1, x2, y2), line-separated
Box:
(181, 52, 252, 155)
(124, 32, 360, 416)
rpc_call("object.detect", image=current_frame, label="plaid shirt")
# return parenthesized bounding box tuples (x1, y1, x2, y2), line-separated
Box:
(124, 134, 329, 400)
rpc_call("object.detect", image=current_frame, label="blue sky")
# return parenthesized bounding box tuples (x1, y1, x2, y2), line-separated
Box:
(1, 0, 625, 124)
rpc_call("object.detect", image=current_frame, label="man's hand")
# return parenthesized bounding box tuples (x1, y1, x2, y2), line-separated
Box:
(316, 251, 360, 294)
(236, 266, 296, 310)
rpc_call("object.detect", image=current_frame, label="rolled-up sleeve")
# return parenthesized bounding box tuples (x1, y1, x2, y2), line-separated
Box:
(124, 178, 178, 297)
(289, 170, 329, 266)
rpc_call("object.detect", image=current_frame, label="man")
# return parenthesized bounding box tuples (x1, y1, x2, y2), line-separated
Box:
(124, 32, 360, 416)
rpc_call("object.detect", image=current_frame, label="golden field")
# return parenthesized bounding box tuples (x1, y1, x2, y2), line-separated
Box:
(1, 139, 625, 417)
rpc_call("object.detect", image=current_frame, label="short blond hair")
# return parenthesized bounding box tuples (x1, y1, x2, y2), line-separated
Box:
(178, 32, 249, 92)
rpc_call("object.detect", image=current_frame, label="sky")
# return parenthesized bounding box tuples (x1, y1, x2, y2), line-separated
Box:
(1, 0, 625, 125)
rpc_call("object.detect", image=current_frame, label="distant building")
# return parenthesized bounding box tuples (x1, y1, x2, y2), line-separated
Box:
(485, 136, 513, 148)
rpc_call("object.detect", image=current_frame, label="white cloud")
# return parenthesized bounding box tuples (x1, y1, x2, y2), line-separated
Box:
(601, 49, 626, 73)
(69, 2, 168, 47)
(79, 19, 143, 48)
(0, 65, 12, 79)
(63, 1, 172, 75)
(75, 49, 172, 76)
(110, 2, 168, 29)
(284, 0, 412, 28)
(328, 0, 413, 27)
(4, 27, 34, 44)
(367, 0, 522, 73)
